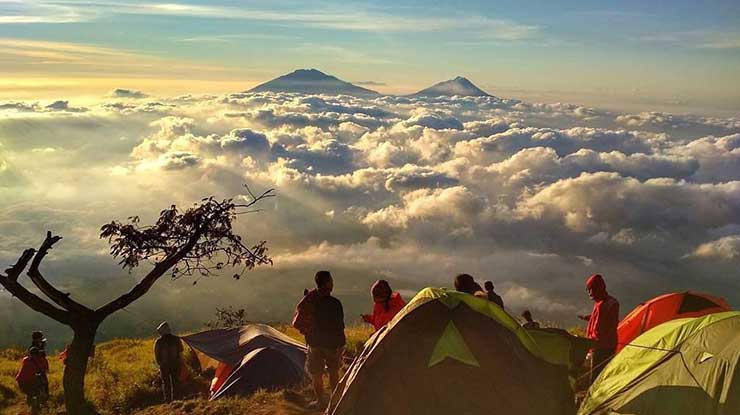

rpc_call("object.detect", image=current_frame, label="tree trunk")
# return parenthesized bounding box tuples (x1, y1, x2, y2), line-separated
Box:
(63, 321, 99, 415)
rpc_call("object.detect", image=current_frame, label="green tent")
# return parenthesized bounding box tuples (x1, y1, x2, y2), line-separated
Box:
(579, 311, 740, 415)
(327, 288, 575, 415)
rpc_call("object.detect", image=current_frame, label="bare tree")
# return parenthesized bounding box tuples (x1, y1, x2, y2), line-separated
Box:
(0, 186, 273, 414)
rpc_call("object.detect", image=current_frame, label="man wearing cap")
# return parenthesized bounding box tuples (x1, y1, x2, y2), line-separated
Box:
(154, 321, 183, 402)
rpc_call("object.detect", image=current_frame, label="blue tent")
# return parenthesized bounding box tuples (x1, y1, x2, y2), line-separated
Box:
(183, 324, 307, 400)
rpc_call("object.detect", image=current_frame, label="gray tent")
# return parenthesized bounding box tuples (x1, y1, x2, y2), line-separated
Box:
(183, 324, 307, 400)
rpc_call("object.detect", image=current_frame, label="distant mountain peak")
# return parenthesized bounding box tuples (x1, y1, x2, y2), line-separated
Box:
(248, 69, 379, 96)
(411, 76, 491, 97)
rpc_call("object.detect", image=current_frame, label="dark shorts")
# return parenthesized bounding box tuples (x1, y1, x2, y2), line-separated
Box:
(306, 347, 342, 376)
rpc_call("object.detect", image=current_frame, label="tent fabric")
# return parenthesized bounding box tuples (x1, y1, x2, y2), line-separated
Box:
(182, 324, 307, 400)
(210, 347, 305, 400)
(525, 327, 592, 387)
(327, 288, 575, 415)
(579, 311, 740, 415)
(183, 324, 306, 367)
(617, 292, 730, 352)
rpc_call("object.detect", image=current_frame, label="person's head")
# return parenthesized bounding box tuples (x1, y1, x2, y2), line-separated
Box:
(28, 346, 42, 357)
(484, 281, 494, 291)
(371, 280, 392, 309)
(521, 310, 533, 322)
(156, 321, 171, 337)
(586, 274, 608, 301)
(315, 270, 333, 292)
(454, 274, 480, 295)
(31, 331, 46, 348)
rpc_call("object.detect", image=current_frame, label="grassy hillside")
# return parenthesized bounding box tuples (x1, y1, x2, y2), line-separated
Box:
(0, 324, 374, 415)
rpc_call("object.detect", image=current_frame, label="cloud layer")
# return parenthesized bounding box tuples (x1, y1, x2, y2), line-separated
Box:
(1, 90, 739, 344)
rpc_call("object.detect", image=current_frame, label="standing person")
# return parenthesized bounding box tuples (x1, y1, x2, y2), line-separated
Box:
(154, 321, 183, 403)
(361, 280, 406, 331)
(454, 274, 486, 298)
(578, 274, 619, 384)
(484, 281, 505, 309)
(16, 340, 49, 415)
(292, 271, 345, 408)
(521, 310, 540, 329)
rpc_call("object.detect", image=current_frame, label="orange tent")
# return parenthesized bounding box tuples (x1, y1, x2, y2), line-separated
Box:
(617, 291, 731, 352)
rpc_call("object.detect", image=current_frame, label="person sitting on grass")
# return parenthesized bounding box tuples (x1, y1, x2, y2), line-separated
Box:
(362, 280, 406, 331)
(292, 270, 346, 409)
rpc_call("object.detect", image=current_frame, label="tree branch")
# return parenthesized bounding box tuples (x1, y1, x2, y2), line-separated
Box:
(27, 231, 92, 314)
(1, 249, 71, 324)
(95, 229, 203, 318)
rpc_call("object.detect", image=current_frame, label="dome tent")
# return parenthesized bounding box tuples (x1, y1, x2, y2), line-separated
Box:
(182, 324, 306, 400)
(327, 288, 575, 415)
(617, 291, 730, 352)
(580, 311, 740, 415)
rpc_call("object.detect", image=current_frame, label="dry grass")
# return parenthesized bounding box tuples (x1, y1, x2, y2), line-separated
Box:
(134, 391, 319, 415)
(0, 323, 374, 415)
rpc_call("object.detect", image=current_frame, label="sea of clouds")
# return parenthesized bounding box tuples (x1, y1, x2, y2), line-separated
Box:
(1, 91, 739, 345)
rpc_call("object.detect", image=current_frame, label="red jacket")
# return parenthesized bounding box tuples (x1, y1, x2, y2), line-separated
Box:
(363, 292, 406, 331)
(586, 274, 620, 350)
(16, 354, 49, 388)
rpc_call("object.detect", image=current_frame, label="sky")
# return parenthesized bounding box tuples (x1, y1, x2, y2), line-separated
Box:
(1, 1, 740, 348)
(0, 0, 739, 113)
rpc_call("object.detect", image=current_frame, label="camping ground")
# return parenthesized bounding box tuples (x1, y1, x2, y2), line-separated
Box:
(0, 325, 373, 415)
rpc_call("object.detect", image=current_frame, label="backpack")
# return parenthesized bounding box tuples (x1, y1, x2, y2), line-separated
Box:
(17, 357, 44, 396)
(292, 289, 318, 336)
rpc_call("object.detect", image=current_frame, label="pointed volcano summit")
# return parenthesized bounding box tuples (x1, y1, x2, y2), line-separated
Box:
(247, 69, 379, 97)
(411, 76, 491, 97)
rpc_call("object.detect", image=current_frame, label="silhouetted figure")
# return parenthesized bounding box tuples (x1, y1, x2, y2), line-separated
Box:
(16, 332, 49, 415)
(362, 280, 406, 331)
(521, 310, 540, 329)
(454, 274, 486, 298)
(484, 281, 505, 309)
(154, 321, 183, 402)
(578, 274, 619, 384)
(293, 271, 345, 409)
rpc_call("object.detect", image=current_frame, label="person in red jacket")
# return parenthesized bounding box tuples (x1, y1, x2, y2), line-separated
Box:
(361, 280, 406, 331)
(16, 346, 49, 415)
(578, 274, 619, 384)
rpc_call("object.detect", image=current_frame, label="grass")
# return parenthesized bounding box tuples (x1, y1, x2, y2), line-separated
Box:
(0, 324, 374, 415)
(134, 391, 317, 415)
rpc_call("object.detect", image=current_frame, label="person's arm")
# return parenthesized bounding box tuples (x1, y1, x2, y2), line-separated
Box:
(577, 314, 591, 321)
(338, 301, 345, 331)
(361, 313, 374, 324)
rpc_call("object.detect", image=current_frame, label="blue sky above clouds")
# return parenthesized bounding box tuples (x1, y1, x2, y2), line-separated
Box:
(0, 0, 739, 112)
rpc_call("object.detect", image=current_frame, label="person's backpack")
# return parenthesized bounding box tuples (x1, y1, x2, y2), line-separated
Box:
(291, 289, 317, 336)
(16, 358, 43, 395)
